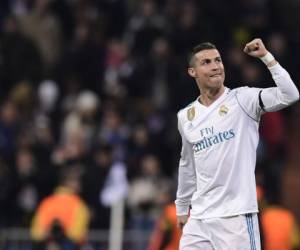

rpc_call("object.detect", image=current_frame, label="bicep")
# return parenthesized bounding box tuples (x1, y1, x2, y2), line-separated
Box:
(260, 87, 294, 112)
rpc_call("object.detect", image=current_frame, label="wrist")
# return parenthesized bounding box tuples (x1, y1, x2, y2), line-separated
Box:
(260, 52, 275, 65)
(175, 204, 190, 216)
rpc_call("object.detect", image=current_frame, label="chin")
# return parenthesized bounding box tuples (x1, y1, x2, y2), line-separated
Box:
(209, 80, 224, 89)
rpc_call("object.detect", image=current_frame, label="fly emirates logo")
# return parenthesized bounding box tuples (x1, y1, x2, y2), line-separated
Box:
(192, 127, 235, 153)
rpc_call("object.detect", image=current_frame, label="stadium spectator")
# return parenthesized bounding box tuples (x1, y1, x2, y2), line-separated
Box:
(148, 203, 181, 250)
(30, 166, 90, 248)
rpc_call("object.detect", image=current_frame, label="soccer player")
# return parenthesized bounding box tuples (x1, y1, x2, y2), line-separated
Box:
(175, 38, 299, 250)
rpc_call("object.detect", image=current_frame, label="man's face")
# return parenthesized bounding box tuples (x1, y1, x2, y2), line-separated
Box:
(188, 49, 225, 90)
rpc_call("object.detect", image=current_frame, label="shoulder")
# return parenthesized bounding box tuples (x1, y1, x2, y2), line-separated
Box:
(177, 100, 196, 123)
(36, 195, 55, 212)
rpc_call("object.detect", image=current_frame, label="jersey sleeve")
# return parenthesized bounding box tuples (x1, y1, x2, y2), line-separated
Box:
(236, 87, 263, 121)
(236, 63, 299, 121)
(174, 113, 197, 216)
(260, 63, 299, 112)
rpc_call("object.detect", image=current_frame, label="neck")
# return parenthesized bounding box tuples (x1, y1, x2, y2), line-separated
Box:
(198, 86, 225, 106)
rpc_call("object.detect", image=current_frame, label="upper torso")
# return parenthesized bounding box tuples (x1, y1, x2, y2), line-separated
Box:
(178, 87, 260, 218)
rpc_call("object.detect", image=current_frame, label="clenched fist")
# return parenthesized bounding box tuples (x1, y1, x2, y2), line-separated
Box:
(243, 38, 268, 58)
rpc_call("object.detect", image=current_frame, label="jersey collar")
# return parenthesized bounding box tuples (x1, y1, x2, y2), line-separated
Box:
(191, 87, 230, 127)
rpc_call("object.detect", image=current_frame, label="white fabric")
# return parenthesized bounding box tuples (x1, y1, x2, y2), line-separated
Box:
(180, 214, 261, 250)
(260, 52, 275, 65)
(175, 63, 299, 218)
(100, 162, 129, 206)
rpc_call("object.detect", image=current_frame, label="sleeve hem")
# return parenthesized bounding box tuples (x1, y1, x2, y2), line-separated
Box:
(175, 204, 190, 215)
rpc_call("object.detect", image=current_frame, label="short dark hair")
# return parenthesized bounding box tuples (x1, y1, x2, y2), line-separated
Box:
(188, 42, 217, 67)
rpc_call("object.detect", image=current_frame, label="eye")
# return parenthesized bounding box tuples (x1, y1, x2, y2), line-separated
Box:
(202, 59, 211, 65)
(216, 57, 222, 62)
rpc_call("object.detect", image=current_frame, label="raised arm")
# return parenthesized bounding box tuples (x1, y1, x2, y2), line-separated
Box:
(244, 38, 299, 112)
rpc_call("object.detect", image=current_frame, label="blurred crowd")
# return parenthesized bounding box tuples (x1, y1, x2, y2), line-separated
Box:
(0, 0, 300, 249)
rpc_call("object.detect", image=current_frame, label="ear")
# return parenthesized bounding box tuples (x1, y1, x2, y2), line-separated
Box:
(188, 67, 196, 78)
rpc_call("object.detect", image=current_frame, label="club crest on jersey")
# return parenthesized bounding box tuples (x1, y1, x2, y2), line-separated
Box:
(219, 105, 229, 116)
(187, 107, 195, 121)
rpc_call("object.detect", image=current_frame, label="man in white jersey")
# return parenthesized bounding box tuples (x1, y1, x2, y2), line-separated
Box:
(175, 38, 299, 250)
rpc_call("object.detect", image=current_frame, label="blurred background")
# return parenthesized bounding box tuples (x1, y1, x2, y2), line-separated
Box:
(0, 0, 300, 249)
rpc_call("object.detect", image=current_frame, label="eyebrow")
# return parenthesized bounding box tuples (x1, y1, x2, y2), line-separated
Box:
(199, 56, 222, 63)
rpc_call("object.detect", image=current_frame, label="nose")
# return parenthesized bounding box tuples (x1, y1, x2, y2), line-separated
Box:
(211, 62, 220, 71)
(211, 60, 222, 71)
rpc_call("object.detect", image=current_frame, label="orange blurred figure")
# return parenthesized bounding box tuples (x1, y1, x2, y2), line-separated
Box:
(261, 206, 299, 250)
(30, 167, 90, 245)
(148, 204, 181, 250)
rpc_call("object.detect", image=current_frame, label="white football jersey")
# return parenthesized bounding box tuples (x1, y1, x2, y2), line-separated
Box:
(175, 63, 299, 219)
